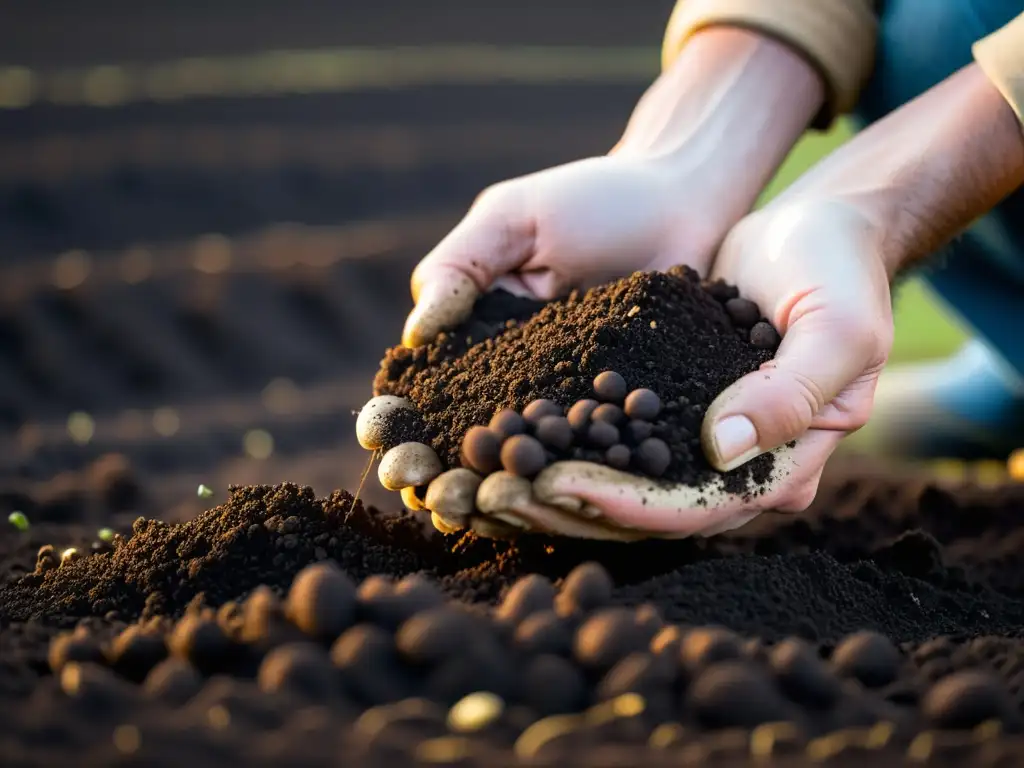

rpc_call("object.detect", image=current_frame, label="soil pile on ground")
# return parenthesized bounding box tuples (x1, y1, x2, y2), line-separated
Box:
(374, 267, 779, 493)
(0, 485, 428, 625)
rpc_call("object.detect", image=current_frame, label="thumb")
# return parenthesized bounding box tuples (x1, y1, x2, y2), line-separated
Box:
(702, 306, 885, 471)
(403, 183, 535, 347)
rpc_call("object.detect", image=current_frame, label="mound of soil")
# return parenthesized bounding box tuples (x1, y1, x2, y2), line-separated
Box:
(373, 268, 779, 493)
(6, 476, 1024, 766)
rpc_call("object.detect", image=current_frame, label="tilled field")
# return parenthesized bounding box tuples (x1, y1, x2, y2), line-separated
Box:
(4, 4, 1024, 766)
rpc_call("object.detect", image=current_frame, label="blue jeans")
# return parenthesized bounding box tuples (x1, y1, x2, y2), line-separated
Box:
(852, 0, 1024, 378)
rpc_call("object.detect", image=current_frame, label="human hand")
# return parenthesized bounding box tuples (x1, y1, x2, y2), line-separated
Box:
(401, 27, 826, 348)
(524, 199, 894, 536)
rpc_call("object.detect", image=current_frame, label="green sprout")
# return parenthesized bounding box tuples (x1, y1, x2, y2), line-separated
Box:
(98, 527, 115, 543)
(197, 484, 214, 499)
(8, 511, 29, 532)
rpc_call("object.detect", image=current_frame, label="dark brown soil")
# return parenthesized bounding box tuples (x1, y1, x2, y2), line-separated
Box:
(374, 269, 777, 492)
(5, 4, 1024, 766)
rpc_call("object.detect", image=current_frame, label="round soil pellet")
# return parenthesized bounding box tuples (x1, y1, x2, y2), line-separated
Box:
(624, 389, 661, 421)
(258, 642, 337, 699)
(769, 638, 841, 707)
(396, 607, 484, 666)
(332, 624, 411, 705)
(597, 652, 677, 702)
(587, 421, 620, 449)
(286, 562, 357, 643)
(574, 608, 650, 670)
(106, 626, 168, 683)
(634, 437, 671, 477)
(624, 420, 654, 444)
(49, 631, 104, 674)
(688, 661, 789, 729)
(522, 654, 588, 716)
(705, 279, 739, 302)
(680, 627, 743, 672)
(489, 409, 527, 439)
(605, 444, 631, 470)
(831, 630, 900, 688)
(724, 297, 761, 328)
(495, 574, 556, 625)
(515, 611, 573, 656)
(534, 416, 573, 451)
(923, 670, 1014, 730)
(567, 399, 599, 432)
(591, 403, 626, 426)
(500, 434, 548, 477)
(593, 371, 627, 403)
(750, 321, 781, 350)
(143, 658, 203, 705)
(555, 562, 613, 618)
(461, 426, 503, 474)
(522, 399, 563, 425)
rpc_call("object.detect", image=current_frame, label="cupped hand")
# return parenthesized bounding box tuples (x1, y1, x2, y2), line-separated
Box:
(373, 198, 895, 540)
(402, 152, 732, 348)
(529, 198, 895, 536)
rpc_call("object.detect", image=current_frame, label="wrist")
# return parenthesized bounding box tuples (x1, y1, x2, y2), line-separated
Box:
(614, 26, 824, 223)
(778, 64, 1024, 278)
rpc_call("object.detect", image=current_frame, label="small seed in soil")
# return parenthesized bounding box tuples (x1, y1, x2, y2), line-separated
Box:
(461, 426, 503, 474)
(501, 434, 548, 478)
(724, 298, 761, 328)
(749, 321, 781, 350)
(624, 420, 654, 444)
(705, 279, 739, 302)
(634, 438, 671, 477)
(522, 399, 563, 425)
(605, 444, 631, 470)
(623, 389, 661, 421)
(534, 416, 573, 451)
(593, 371, 628, 403)
(489, 409, 527, 440)
(587, 421, 620, 449)
(591, 403, 626, 426)
(567, 399, 599, 432)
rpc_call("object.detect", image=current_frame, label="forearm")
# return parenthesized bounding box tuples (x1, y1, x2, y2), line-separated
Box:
(779, 64, 1024, 277)
(615, 26, 824, 224)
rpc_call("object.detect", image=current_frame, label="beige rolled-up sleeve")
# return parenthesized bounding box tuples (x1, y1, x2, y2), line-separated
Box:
(661, 0, 879, 128)
(973, 12, 1024, 129)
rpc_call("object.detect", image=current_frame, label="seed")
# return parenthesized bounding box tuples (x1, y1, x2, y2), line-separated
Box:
(591, 403, 626, 426)
(623, 389, 661, 421)
(605, 444, 631, 470)
(625, 420, 654, 444)
(534, 416, 573, 451)
(750, 322, 781, 350)
(7, 511, 29, 531)
(587, 421, 619, 449)
(522, 399, 562, 425)
(593, 371, 627, 403)
(489, 409, 527, 440)
(501, 435, 548, 478)
(634, 438, 671, 477)
(197, 484, 214, 499)
(567, 399, 599, 432)
(461, 426, 503, 474)
(724, 298, 761, 328)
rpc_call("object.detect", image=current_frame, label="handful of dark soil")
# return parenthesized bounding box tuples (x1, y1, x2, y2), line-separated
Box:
(374, 266, 781, 494)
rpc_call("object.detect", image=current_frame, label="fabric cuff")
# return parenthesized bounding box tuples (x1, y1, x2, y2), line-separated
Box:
(661, 0, 878, 128)
(973, 12, 1024, 130)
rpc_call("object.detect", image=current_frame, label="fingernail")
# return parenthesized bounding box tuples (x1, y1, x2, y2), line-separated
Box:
(711, 415, 760, 470)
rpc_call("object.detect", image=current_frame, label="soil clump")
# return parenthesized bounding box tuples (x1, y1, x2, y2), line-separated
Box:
(374, 267, 779, 494)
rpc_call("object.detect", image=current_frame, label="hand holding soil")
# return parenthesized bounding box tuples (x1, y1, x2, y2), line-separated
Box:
(359, 267, 814, 540)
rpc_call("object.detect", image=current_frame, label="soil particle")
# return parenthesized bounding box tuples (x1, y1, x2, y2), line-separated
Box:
(374, 268, 779, 492)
